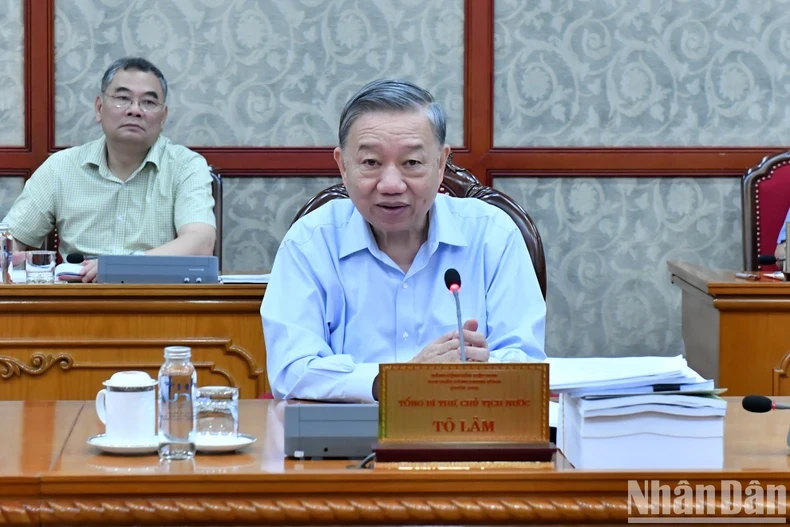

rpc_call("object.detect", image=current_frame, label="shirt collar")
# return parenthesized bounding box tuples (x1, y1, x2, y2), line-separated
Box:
(338, 194, 468, 260)
(81, 134, 166, 175)
(428, 194, 468, 249)
(339, 205, 378, 259)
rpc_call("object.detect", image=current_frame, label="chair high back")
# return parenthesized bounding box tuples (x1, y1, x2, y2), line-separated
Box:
(44, 169, 224, 269)
(742, 151, 790, 272)
(291, 157, 547, 298)
(210, 169, 223, 270)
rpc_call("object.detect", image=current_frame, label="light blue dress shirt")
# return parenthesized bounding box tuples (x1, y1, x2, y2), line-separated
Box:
(261, 194, 547, 403)
(777, 207, 790, 243)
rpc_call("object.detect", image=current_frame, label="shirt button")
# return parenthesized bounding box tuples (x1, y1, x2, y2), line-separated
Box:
(117, 215, 123, 221)
(402, 331, 409, 339)
(402, 282, 408, 289)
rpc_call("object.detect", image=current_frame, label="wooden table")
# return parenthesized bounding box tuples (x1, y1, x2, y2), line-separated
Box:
(669, 260, 790, 396)
(0, 284, 268, 400)
(1, 398, 789, 526)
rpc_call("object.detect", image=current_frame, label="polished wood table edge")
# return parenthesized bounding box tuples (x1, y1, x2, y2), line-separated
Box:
(669, 260, 790, 297)
(37, 469, 790, 494)
(18, 493, 790, 526)
(0, 479, 41, 496)
(0, 284, 267, 298)
(0, 283, 268, 313)
(0, 496, 643, 526)
(0, 398, 788, 526)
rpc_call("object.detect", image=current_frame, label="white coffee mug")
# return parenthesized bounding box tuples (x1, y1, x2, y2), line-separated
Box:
(95, 371, 156, 445)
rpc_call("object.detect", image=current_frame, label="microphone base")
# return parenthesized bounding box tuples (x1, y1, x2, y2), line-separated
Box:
(373, 441, 556, 465)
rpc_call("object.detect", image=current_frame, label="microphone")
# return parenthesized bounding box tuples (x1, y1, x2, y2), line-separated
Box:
(65, 253, 97, 264)
(742, 395, 790, 413)
(444, 268, 466, 362)
(758, 255, 784, 266)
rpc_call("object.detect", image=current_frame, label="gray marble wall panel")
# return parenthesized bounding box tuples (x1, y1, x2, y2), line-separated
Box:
(54, 0, 464, 147)
(0, 177, 23, 220)
(494, 0, 790, 146)
(221, 176, 340, 272)
(0, 0, 24, 146)
(495, 177, 742, 358)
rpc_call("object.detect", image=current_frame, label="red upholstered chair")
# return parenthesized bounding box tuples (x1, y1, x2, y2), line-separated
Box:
(742, 151, 790, 272)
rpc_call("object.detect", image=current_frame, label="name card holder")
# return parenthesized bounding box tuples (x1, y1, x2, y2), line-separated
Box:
(373, 363, 555, 467)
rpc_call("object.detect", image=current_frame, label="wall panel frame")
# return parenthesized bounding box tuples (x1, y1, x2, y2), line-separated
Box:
(0, 0, 780, 186)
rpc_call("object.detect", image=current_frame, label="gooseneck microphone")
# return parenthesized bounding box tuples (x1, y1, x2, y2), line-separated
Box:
(757, 255, 785, 266)
(444, 268, 466, 362)
(66, 253, 97, 264)
(742, 394, 790, 413)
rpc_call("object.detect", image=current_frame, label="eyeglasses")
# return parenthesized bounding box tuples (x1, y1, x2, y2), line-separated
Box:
(105, 94, 164, 113)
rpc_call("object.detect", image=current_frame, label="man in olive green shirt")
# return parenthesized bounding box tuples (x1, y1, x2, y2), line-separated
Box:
(3, 57, 216, 282)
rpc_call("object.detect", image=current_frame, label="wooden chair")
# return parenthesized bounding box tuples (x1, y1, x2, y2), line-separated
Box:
(210, 169, 223, 269)
(742, 152, 790, 271)
(43, 169, 223, 269)
(292, 155, 547, 299)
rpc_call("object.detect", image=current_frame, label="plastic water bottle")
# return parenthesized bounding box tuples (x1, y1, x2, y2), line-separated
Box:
(157, 346, 197, 460)
(0, 222, 13, 284)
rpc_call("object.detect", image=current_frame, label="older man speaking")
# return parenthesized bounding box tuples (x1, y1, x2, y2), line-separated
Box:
(262, 79, 545, 403)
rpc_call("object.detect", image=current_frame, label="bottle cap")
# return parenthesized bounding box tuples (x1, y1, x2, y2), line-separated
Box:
(164, 346, 191, 360)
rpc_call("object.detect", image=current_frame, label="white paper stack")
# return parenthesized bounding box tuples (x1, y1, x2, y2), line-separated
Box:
(220, 273, 270, 284)
(550, 355, 726, 469)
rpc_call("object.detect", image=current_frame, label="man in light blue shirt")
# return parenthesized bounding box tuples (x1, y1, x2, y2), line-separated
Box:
(261, 79, 546, 403)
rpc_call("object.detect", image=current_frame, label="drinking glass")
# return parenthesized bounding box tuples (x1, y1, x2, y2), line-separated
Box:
(195, 386, 239, 437)
(25, 251, 56, 283)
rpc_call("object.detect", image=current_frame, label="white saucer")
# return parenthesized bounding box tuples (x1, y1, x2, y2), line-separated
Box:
(196, 433, 257, 453)
(87, 434, 159, 455)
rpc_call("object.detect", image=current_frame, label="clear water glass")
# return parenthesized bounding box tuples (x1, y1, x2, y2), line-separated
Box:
(25, 251, 55, 283)
(196, 386, 239, 437)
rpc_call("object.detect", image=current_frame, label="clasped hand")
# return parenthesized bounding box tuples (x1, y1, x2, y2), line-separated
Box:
(79, 259, 99, 283)
(409, 319, 489, 363)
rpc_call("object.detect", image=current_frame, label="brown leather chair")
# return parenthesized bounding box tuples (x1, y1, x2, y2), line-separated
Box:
(291, 156, 547, 298)
(44, 169, 223, 269)
(742, 151, 790, 272)
(209, 168, 223, 270)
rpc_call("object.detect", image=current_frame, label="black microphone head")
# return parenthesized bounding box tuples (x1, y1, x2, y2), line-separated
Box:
(743, 395, 773, 413)
(444, 268, 461, 290)
(65, 253, 85, 264)
(758, 255, 778, 266)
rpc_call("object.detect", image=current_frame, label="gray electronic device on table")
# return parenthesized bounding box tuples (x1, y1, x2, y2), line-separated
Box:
(283, 403, 378, 459)
(97, 255, 219, 284)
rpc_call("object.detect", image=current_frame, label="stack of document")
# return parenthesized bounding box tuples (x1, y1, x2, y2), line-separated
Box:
(220, 273, 270, 284)
(550, 355, 726, 469)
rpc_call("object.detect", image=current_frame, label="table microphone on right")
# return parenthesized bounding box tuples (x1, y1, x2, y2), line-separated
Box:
(742, 394, 790, 412)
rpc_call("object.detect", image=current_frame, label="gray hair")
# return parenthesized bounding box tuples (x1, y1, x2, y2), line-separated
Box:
(338, 79, 446, 149)
(100, 57, 168, 101)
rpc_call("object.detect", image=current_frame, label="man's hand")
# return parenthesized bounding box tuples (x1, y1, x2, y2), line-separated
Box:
(11, 251, 26, 267)
(454, 319, 490, 362)
(410, 319, 489, 363)
(79, 259, 99, 283)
